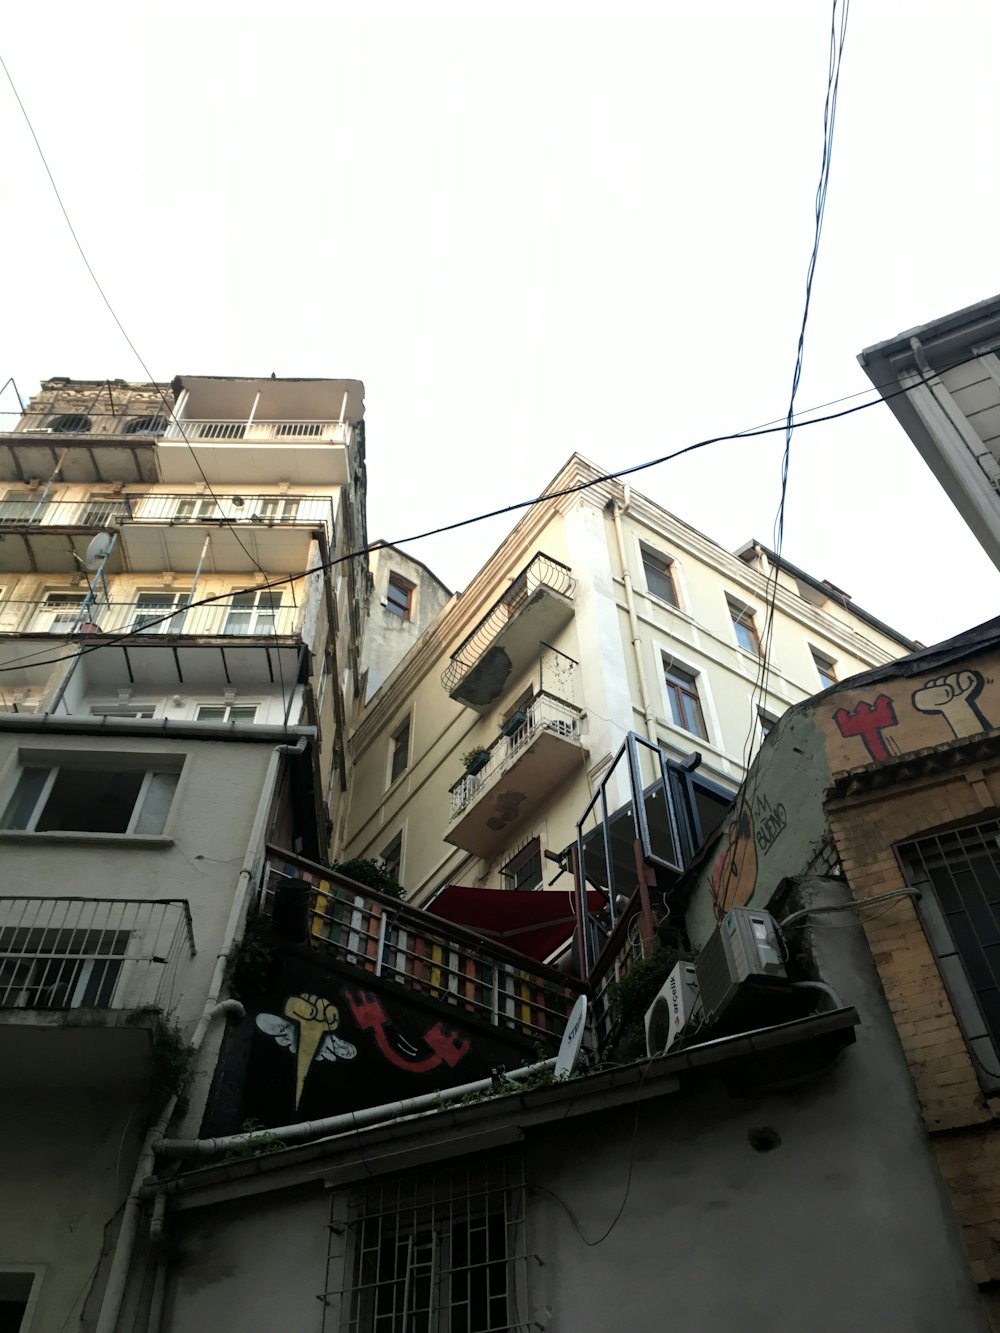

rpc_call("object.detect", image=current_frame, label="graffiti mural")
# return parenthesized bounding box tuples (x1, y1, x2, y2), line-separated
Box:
(344, 987, 471, 1075)
(710, 802, 757, 915)
(833, 694, 898, 762)
(256, 993, 357, 1109)
(912, 671, 991, 738)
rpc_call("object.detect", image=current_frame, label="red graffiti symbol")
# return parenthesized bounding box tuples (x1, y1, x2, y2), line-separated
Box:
(344, 987, 471, 1074)
(833, 694, 898, 762)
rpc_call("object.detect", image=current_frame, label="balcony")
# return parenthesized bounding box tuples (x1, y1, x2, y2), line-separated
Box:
(446, 693, 586, 859)
(261, 849, 585, 1049)
(442, 554, 576, 711)
(0, 594, 306, 693)
(0, 492, 335, 575)
(0, 410, 164, 485)
(0, 896, 194, 1090)
(157, 417, 353, 487)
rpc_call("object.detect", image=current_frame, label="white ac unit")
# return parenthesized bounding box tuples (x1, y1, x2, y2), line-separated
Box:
(694, 908, 786, 1029)
(644, 962, 700, 1057)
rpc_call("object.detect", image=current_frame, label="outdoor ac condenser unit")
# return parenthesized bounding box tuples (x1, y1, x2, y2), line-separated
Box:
(694, 908, 787, 1029)
(644, 962, 700, 1057)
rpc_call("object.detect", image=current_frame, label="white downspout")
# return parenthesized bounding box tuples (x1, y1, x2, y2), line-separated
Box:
(94, 736, 307, 1333)
(610, 492, 658, 746)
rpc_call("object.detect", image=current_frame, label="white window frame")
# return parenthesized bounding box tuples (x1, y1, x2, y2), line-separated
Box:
(638, 541, 680, 609)
(727, 594, 761, 656)
(223, 589, 284, 636)
(1, 760, 181, 837)
(0, 1265, 45, 1333)
(33, 591, 88, 634)
(132, 590, 189, 635)
(195, 703, 259, 724)
(173, 497, 221, 522)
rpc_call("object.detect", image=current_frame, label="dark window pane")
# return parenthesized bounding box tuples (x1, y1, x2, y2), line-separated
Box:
(36, 768, 144, 833)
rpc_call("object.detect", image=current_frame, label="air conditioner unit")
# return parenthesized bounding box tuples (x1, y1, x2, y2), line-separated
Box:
(644, 962, 699, 1057)
(694, 908, 787, 1029)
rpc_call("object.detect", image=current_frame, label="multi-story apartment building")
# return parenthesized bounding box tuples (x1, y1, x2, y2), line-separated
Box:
(0, 374, 370, 1331)
(340, 453, 915, 923)
(861, 293, 1000, 571)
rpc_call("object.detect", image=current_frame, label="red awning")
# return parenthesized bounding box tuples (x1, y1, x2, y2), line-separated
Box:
(428, 885, 604, 963)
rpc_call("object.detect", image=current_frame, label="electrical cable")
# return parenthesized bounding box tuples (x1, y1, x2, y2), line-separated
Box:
(0, 48, 290, 723)
(721, 0, 850, 915)
(0, 349, 980, 680)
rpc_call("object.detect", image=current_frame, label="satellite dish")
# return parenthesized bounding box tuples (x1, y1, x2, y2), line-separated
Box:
(554, 993, 588, 1079)
(84, 532, 115, 571)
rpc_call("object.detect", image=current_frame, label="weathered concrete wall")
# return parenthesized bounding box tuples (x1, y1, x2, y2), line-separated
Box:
(362, 545, 450, 704)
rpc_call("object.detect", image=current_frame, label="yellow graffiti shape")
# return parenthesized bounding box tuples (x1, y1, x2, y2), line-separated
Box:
(284, 992, 340, 1108)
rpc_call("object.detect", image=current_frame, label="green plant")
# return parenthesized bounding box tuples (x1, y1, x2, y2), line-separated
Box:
(149, 1014, 197, 1115)
(460, 746, 489, 767)
(218, 1117, 288, 1165)
(228, 920, 277, 999)
(442, 1064, 583, 1109)
(331, 856, 404, 900)
(604, 946, 695, 1064)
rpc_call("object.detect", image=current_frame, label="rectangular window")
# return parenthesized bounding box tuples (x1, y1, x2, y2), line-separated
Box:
(899, 820, 1000, 1089)
(174, 497, 221, 522)
(0, 1270, 38, 1332)
(335, 1158, 526, 1333)
(223, 590, 283, 636)
(389, 718, 410, 785)
(0, 490, 46, 524)
(82, 493, 128, 527)
(0, 927, 128, 1009)
(132, 591, 187, 635)
(386, 573, 414, 620)
(381, 832, 403, 885)
(758, 707, 779, 740)
(728, 597, 760, 655)
(811, 649, 838, 690)
(196, 704, 258, 724)
(91, 705, 157, 719)
(663, 662, 708, 741)
(1, 759, 180, 836)
(255, 496, 301, 524)
(36, 592, 87, 634)
(502, 837, 543, 891)
(641, 545, 678, 607)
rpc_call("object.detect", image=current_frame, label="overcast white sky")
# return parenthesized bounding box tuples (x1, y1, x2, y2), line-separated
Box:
(1, 0, 998, 646)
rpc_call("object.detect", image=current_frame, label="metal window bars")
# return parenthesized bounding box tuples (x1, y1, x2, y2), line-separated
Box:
(0, 897, 194, 1013)
(0, 411, 353, 445)
(0, 492, 334, 531)
(324, 1156, 530, 1333)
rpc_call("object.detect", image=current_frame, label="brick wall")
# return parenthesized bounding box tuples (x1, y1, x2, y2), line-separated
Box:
(828, 759, 1000, 1309)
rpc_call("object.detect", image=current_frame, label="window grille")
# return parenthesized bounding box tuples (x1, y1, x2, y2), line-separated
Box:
(326, 1157, 530, 1333)
(898, 818, 1000, 1089)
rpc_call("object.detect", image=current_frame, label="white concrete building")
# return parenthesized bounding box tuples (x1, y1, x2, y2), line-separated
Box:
(860, 293, 1000, 571)
(0, 375, 369, 1331)
(340, 454, 915, 921)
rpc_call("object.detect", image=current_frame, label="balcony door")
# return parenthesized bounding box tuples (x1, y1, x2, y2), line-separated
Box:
(132, 591, 187, 634)
(223, 590, 283, 635)
(34, 592, 88, 633)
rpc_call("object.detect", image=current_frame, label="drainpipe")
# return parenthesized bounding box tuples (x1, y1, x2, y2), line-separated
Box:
(609, 491, 659, 746)
(156, 1057, 559, 1160)
(94, 736, 307, 1333)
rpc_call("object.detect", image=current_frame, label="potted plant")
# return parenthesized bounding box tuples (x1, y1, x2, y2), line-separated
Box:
(500, 709, 528, 738)
(461, 746, 490, 776)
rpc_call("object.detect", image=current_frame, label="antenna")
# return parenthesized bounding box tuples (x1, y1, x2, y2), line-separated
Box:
(554, 993, 588, 1079)
(84, 532, 115, 571)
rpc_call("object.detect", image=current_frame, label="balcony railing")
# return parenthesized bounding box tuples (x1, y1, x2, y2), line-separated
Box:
(2, 595, 300, 638)
(0, 492, 335, 533)
(0, 897, 194, 1013)
(450, 693, 582, 819)
(163, 419, 349, 445)
(0, 411, 351, 447)
(442, 553, 576, 699)
(261, 849, 586, 1048)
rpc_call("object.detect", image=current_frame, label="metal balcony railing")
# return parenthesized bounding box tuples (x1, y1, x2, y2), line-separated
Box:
(0, 492, 335, 534)
(0, 897, 194, 1013)
(2, 595, 300, 638)
(261, 850, 586, 1047)
(162, 419, 350, 445)
(0, 411, 352, 446)
(449, 693, 582, 819)
(441, 554, 576, 696)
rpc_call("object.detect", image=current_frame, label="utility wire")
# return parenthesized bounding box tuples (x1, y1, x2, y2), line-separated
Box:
(721, 0, 851, 915)
(0, 366, 953, 678)
(0, 48, 290, 721)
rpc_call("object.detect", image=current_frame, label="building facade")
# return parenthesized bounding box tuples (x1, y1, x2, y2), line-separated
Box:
(679, 616, 1000, 1328)
(860, 293, 1000, 571)
(340, 454, 914, 916)
(0, 375, 371, 1331)
(361, 542, 451, 705)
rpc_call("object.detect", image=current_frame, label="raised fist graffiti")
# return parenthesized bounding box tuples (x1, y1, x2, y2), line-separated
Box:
(912, 670, 990, 739)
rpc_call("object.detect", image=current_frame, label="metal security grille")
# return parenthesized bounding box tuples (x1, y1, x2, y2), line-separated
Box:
(326, 1158, 530, 1333)
(899, 819, 1000, 1063)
